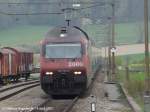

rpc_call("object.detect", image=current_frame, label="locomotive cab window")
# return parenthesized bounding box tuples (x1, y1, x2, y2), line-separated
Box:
(45, 43, 82, 59)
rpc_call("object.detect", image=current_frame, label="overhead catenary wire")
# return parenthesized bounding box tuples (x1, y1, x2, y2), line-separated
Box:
(0, 1, 105, 5)
(0, 11, 63, 15)
(0, 3, 107, 15)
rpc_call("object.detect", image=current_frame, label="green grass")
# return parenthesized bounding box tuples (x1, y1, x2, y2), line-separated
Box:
(116, 53, 147, 110)
(118, 71, 145, 110)
(0, 25, 50, 46)
(116, 53, 145, 64)
(117, 71, 145, 83)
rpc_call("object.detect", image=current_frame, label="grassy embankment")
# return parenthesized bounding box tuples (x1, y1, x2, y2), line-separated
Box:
(116, 54, 146, 111)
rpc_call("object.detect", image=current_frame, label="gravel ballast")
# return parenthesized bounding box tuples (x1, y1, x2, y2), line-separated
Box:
(71, 72, 132, 112)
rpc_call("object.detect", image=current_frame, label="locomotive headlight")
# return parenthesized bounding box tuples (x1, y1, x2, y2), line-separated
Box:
(74, 71, 82, 75)
(45, 72, 53, 75)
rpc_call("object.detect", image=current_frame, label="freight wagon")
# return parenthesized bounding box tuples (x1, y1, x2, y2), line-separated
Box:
(0, 47, 33, 84)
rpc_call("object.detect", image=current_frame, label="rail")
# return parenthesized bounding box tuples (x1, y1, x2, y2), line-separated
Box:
(0, 80, 40, 101)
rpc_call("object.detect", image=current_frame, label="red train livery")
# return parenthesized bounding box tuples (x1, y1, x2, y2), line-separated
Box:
(0, 47, 33, 84)
(40, 26, 101, 95)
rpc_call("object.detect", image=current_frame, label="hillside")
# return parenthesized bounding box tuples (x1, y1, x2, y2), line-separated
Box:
(0, 25, 50, 46)
(0, 22, 149, 47)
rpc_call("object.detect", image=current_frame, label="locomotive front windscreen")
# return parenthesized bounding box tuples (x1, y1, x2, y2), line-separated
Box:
(45, 43, 82, 59)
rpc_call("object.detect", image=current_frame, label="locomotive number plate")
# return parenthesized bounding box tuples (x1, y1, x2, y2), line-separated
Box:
(68, 62, 83, 67)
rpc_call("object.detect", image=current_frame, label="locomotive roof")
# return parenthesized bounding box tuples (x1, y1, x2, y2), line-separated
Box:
(45, 26, 89, 40)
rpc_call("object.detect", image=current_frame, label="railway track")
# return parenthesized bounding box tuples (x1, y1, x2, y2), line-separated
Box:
(31, 68, 101, 112)
(0, 80, 40, 101)
(30, 96, 79, 112)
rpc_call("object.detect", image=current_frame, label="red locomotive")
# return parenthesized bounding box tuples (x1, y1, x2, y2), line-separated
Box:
(40, 26, 101, 95)
(0, 47, 33, 84)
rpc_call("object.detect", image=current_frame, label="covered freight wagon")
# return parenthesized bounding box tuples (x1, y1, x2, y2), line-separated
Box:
(0, 48, 18, 83)
(0, 47, 33, 84)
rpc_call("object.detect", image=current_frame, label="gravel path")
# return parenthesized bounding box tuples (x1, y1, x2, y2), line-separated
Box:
(71, 72, 132, 112)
